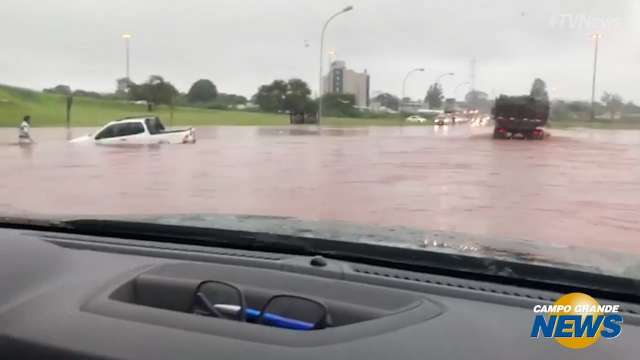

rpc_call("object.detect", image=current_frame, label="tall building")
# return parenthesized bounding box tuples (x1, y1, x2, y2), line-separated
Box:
(323, 61, 370, 108)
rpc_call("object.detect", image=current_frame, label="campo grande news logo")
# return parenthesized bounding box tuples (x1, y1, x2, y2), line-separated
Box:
(530, 292, 623, 349)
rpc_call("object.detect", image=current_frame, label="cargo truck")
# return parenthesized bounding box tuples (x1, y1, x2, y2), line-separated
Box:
(492, 95, 549, 140)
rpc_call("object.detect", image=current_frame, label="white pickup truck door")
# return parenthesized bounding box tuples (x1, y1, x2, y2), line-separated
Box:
(94, 122, 149, 145)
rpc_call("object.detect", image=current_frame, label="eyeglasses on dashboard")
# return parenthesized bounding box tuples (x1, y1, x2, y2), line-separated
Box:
(191, 280, 331, 331)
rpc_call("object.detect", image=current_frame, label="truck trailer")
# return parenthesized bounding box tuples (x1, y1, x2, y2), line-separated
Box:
(492, 95, 549, 140)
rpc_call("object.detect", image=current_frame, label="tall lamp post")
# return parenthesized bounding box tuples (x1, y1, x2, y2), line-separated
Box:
(318, 5, 353, 124)
(122, 33, 132, 80)
(432, 72, 454, 104)
(434, 72, 455, 87)
(590, 33, 601, 121)
(402, 68, 425, 108)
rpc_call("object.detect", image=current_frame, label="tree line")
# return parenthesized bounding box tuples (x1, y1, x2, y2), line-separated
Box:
(43, 76, 357, 116)
(44, 77, 248, 110)
(42, 76, 637, 120)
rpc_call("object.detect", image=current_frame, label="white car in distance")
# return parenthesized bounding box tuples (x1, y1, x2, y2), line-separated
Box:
(70, 116, 196, 145)
(405, 115, 427, 123)
(434, 115, 452, 126)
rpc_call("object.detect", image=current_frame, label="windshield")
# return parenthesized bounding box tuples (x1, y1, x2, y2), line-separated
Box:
(1, 0, 639, 281)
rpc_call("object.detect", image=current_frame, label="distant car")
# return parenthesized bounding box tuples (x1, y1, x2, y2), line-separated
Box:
(434, 115, 452, 126)
(452, 113, 470, 123)
(70, 116, 196, 145)
(405, 115, 427, 123)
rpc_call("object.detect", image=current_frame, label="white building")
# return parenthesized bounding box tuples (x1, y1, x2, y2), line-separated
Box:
(322, 61, 370, 108)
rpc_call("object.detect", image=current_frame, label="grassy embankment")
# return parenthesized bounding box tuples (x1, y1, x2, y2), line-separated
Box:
(0, 85, 405, 127)
(549, 117, 640, 129)
(2, 85, 638, 129)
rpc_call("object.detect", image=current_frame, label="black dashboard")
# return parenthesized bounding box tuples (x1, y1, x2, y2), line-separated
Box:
(0, 227, 637, 359)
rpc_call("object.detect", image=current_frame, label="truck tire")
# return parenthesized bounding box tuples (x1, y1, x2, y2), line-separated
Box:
(526, 129, 544, 140)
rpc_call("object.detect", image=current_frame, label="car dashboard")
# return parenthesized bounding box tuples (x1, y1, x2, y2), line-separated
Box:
(0, 227, 638, 359)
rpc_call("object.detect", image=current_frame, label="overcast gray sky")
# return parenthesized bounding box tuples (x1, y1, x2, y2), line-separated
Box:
(1, 0, 638, 102)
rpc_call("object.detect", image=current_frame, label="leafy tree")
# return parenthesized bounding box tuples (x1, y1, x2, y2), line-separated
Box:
(623, 101, 640, 115)
(567, 101, 590, 113)
(302, 98, 318, 113)
(128, 75, 179, 110)
(373, 93, 400, 111)
(321, 93, 357, 117)
(254, 79, 314, 113)
(283, 78, 312, 112)
(465, 90, 491, 111)
(562, 100, 603, 120)
(116, 77, 134, 97)
(424, 83, 444, 109)
(187, 79, 218, 103)
(72, 89, 101, 98)
(550, 100, 576, 121)
(43, 84, 72, 95)
(255, 80, 288, 112)
(215, 93, 247, 106)
(601, 92, 624, 120)
(127, 82, 143, 101)
(530, 78, 549, 101)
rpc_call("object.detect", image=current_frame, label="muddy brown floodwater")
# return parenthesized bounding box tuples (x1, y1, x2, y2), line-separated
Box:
(1, 125, 639, 254)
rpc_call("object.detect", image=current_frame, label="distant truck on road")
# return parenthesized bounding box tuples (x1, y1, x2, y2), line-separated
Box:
(492, 95, 549, 140)
(444, 98, 457, 114)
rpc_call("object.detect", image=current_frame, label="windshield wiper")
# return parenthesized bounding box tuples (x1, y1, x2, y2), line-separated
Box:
(2, 217, 640, 303)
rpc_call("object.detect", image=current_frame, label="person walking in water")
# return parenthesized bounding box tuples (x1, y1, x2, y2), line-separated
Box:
(18, 115, 33, 144)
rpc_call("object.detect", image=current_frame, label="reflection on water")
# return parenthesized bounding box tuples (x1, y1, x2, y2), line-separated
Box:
(433, 125, 450, 136)
(552, 128, 640, 146)
(0, 125, 639, 254)
(256, 127, 369, 137)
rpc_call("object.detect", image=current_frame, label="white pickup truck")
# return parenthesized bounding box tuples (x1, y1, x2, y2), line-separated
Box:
(70, 116, 195, 145)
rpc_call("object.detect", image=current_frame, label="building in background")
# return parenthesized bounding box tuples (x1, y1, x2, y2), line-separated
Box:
(322, 61, 370, 108)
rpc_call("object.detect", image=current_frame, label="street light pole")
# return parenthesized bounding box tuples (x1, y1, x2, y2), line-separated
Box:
(434, 72, 455, 86)
(402, 68, 425, 109)
(432, 72, 454, 103)
(590, 33, 601, 121)
(318, 5, 353, 124)
(122, 34, 132, 80)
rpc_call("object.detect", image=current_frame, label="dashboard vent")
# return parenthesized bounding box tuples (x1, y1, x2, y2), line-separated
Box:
(351, 266, 640, 316)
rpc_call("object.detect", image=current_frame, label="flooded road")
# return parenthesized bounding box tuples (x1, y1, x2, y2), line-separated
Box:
(1, 125, 639, 254)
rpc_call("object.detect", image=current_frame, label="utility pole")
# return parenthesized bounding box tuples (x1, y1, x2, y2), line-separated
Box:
(122, 34, 132, 80)
(65, 95, 73, 140)
(590, 34, 601, 121)
(65, 96, 73, 128)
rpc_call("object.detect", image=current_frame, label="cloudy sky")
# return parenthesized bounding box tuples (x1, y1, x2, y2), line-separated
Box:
(1, 0, 638, 102)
